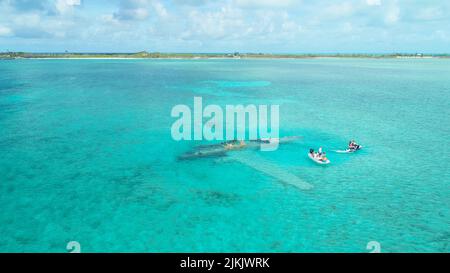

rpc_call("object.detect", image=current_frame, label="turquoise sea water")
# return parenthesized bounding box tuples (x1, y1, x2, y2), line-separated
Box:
(0, 58, 449, 252)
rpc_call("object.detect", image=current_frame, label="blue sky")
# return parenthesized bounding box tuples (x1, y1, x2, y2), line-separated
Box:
(0, 0, 449, 53)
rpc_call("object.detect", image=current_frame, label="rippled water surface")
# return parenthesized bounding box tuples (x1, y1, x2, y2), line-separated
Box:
(0, 58, 449, 252)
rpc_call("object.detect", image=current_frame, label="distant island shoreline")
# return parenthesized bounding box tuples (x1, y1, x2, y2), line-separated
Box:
(1, 51, 449, 60)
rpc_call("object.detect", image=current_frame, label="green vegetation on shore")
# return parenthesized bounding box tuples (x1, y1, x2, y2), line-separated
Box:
(1, 51, 449, 59)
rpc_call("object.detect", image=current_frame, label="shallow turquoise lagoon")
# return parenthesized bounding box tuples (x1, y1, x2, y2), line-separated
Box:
(0, 58, 449, 252)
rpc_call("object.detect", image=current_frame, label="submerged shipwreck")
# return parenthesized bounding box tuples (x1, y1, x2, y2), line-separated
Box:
(178, 136, 313, 190)
(178, 136, 302, 160)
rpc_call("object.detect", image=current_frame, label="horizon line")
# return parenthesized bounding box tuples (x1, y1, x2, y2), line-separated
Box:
(2, 51, 450, 55)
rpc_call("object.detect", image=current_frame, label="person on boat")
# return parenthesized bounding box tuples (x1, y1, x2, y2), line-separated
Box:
(348, 141, 353, 149)
(321, 152, 328, 162)
(350, 140, 360, 150)
(239, 140, 246, 148)
(224, 143, 234, 150)
(309, 148, 315, 157)
(318, 147, 323, 156)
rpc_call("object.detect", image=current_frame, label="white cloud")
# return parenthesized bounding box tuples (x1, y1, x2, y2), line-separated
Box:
(171, 0, 209, 6)
(66, 0, 81, 6)
(282, 20, 302, 33)
(100, 14, 121, 26)
(341, 22, 353, 33)
(0, 25, 13, 36)
(415, 7, 443, 21)
(366, 0, 381, 6)
(55, 0, 80, 14)
(1, 0, 449, 53)
(12, 13, 42, 27)
(185, 6, 245, 39)
(178, 5, 303, 47)
(234, 0, 295, 8)
(114, 7, 149, 20)
(324, 2, 354, 18)
(385, 4, 400, 24)
(433, 30, 449, 41)
(152, 1, 168, 19)
(114, 0, 153, 20)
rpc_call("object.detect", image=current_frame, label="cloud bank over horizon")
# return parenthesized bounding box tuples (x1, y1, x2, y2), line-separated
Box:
(0, 0, 449, 53)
